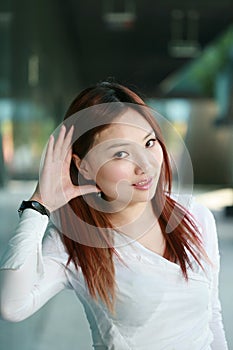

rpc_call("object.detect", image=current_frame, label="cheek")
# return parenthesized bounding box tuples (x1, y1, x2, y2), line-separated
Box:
(152, 145, 164, 167)
(96, 162, 132, 184)
(158, 152, 164, 168)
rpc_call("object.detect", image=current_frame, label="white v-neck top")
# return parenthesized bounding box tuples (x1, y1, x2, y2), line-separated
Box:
(0, 198, 228, 349)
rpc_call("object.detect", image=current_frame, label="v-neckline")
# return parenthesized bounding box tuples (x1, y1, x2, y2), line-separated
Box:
(113, 229, 180, 268)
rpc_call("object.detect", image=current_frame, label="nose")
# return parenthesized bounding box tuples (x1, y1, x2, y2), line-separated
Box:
(135, 161, 153, 175)
(134, 151, 155, 176)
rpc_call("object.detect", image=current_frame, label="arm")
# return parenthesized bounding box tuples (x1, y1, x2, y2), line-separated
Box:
(0, 124, 100, 323)
(207, 211, 228, 350)
(191, 201, 228, 349)
(0, 209, 70, 322)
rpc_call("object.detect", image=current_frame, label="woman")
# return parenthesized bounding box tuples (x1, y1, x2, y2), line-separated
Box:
(0, 81, 228, 349)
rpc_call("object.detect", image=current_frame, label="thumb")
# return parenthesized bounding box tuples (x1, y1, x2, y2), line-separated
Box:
(75, 185, 101, 197)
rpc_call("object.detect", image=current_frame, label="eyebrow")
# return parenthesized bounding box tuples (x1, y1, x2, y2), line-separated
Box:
(143, 129, 155, 140)
(106, 129, 155, 150)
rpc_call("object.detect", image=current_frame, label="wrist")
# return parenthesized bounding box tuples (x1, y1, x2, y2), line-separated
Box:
(29, 195, 51, 211)
(18, 200, 50, 218)
(29, 193, 43, 203)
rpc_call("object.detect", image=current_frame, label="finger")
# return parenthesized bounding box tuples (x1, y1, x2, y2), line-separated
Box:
(76, 185, 101, 197)
(44, 134, 54, 165)
(53, 125, 66, 159)
(63, 147, 73, 166)
(62, 125, 74, 157)
(64, 125, 74, 146)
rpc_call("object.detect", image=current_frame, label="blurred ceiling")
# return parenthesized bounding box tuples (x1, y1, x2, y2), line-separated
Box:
(59, 0, 233, 96)
(1, 0, 233, 101)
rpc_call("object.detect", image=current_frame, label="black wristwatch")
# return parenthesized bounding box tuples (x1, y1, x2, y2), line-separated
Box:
(18, 200, 50, 218)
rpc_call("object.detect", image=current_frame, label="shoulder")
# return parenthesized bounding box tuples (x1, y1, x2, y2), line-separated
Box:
(171, 193, 218, 255)
(171, 192, 216, 230)
(189, 198, 218, 260)
(189, 198, 216, 232)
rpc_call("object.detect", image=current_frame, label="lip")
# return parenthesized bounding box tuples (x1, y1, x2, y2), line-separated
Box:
(132, 177, 153, 190)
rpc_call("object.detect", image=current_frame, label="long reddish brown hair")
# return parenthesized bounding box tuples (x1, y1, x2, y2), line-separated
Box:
(59, 81, 208, 313)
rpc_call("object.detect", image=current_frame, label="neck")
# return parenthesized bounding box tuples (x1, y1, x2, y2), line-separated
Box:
(107, 201, 158, 238)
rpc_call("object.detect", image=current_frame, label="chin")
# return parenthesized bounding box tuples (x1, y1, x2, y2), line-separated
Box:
(103, 186, 157, 205)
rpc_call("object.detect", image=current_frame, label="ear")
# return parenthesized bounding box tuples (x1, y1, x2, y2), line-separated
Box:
(72, 154, 93, 180)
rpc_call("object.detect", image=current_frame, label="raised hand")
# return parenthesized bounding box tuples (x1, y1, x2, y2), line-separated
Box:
(29, 125, 100, 212)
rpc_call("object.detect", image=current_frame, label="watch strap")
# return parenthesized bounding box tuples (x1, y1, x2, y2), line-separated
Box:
(18, 200, 50, 218)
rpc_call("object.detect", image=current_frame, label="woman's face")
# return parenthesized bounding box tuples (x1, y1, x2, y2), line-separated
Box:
(79, 109, 163, 207)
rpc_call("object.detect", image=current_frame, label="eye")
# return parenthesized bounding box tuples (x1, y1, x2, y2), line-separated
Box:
(145, 138, 157, 148)
(113, 151, 129, 159)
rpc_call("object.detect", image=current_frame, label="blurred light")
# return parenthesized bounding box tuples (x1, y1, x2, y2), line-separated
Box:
(103, 12, 136, 29)
(195, 188, 233, 211)
(168, 40, 201, 58)
(147, 98, 190, 123)
(0, 99, 13, 121)
(165, 99, 190, 122)
(102, 0, 136, 30)
(1, 119, 14, 164)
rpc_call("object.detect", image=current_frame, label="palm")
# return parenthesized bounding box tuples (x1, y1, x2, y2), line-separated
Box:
(31, 125, 99, 212)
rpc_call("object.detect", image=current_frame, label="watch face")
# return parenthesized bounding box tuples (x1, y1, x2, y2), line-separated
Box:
(32, 201, 45, 214)
(31, 201, 39, 210)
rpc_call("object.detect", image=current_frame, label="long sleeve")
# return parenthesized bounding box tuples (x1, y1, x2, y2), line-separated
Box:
(191, 201, 228, 349)
(206, 211, 228, 350)
(0, 209, 71, 322)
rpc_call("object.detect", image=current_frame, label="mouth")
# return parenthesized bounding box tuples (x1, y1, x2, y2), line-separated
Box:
(132, 177, 153, 190)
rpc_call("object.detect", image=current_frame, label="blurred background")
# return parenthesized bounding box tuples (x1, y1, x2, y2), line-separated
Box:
(0, 0, 232, 349)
